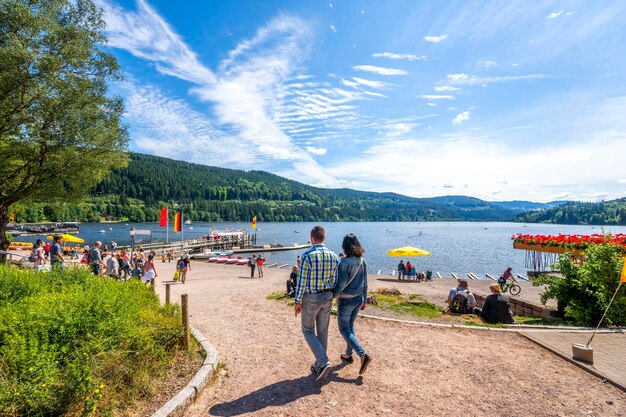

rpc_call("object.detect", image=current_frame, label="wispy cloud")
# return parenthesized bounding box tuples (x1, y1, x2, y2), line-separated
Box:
(424, 34, 448, 43)
(352, 65, 408, 76)
(329, 24, 337, 33)
(547, 10, 572, 19)
(446, 73, 547, 86)
(420, 94, 455, 100)
(372, 52, 426, 61)
(306, 146, 327, 155)
(477, 60, 497, 68)
(352, 77, 388, 88)
(452, 111, 471, 124)
(434, 85, 460, 92)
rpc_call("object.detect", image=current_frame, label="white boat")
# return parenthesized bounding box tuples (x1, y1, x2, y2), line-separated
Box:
(97, 230, 106, 234)
(184, 220, 192, 225)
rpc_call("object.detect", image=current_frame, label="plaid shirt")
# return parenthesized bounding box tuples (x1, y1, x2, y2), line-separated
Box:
(295, 244, 339, 304)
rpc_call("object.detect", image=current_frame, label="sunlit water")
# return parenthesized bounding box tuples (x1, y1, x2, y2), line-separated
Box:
(16, 221, 626, 277)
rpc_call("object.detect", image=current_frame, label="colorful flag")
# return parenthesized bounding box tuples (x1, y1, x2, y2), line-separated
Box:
(173, 212, 182, 233)
(11, 213, 16, 222)
(251, 215, 257, 229)
(159, 207, 168, 227)
(621, 255, 626, 283)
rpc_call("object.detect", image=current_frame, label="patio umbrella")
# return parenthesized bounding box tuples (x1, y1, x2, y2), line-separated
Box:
(46, 234, 84, 243)
(386, 246, 430, 257)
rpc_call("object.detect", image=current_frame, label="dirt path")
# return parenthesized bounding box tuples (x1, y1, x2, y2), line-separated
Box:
(155, 261, 625, 417)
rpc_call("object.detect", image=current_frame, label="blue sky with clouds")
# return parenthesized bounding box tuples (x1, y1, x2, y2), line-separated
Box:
(97, 0, 626, 202)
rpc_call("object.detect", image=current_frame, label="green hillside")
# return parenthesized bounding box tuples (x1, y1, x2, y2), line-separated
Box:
(515, 199, 626, 225)
(12, 153, 519, 223)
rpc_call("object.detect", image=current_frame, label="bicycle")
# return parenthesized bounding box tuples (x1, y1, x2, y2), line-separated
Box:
(499, 279, 521, 296)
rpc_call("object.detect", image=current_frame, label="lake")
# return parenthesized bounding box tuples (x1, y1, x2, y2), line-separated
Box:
(15, 221, 626, 277)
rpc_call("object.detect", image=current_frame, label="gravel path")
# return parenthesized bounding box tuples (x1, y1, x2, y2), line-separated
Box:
(155, 261, 625, 417)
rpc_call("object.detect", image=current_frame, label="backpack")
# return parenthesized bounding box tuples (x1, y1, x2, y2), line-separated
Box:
(451, 290, 470, 314)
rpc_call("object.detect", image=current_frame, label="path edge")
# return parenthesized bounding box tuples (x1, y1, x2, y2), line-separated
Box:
(151, 326, 219, 417)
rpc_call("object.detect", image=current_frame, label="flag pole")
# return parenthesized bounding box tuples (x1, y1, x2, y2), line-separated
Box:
(181, 212, 184, 243)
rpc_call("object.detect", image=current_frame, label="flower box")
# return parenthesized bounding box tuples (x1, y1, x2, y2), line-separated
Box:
(513, 242, 583, 256)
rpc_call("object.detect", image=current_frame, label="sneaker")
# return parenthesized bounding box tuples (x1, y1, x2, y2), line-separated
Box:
(316, 364, 332, 382)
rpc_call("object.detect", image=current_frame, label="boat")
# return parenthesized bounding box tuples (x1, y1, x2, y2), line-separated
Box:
(184, 219, 192, 225)
(215, 256, 230, 264)
(225, 257, 239, 265)
(236, 258, 249, 266)
(97, 230, 106, 234)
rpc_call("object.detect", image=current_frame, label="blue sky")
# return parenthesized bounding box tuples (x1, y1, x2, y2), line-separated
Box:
(98, 0, 626, 202)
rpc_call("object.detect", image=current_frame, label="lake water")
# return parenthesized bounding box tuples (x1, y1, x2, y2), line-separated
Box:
(16, 222, 626, 277)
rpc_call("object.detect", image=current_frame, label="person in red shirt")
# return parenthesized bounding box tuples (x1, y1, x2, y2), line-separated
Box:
(256, 254, 265, 278)
(43, 242, 51, 260)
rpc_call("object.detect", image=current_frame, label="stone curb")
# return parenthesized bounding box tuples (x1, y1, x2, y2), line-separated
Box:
(151, 326, 219, 417)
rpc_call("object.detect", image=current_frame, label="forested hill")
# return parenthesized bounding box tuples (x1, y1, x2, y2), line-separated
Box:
(82, 153, 517, 222)
(515, 199, 626, 225)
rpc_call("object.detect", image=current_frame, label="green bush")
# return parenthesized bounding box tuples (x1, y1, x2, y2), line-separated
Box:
(0, 265, 183, 416)
(533, 243, 626, 326)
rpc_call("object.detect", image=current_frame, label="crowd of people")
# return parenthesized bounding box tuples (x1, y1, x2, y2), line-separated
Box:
(29, 237, 192, 286)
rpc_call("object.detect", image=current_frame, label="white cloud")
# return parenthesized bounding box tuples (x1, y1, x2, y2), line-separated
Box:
(618, 179, 626, 184)
(352, 65, 408, 76)
(328, 2, 333, 8)
(372, 52, 426, 61)
(434, 85, 460, 92)
(424, 34, 448, 43)
(478, 60, 498, 68)
(547, 10, 572, 19)
(446, 73, 547, 86)
(420, 94, 455, 100)
(352, 77, 388, 88)
(329, 24, 337, 33)
(306, 146, 328, 155)
(453, 111, 471, 124)
(427, 102, 437, 107)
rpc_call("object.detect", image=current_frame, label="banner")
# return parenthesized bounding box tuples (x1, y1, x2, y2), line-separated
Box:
(159, 207, 168, 227)
(11, 213, 16, 222)
(173, 212, 182, 233)
(251, 215, 257, 229)
(621, 255, 626, 283)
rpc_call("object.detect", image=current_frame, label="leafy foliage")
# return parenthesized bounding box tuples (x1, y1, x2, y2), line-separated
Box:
(0, 266, 183, 416)
(516, 199, 626, 225)
(0, 0, 128, 249)
(532, 243, 626, 326)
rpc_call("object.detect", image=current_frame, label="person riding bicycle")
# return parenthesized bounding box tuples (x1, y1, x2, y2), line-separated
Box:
(498, 267, 517, 289)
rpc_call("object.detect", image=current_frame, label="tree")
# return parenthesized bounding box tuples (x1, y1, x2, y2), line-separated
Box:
(0, 0, 128, 253)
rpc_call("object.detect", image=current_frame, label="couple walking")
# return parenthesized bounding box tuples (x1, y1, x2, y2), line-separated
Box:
(294, 226, 371, 382)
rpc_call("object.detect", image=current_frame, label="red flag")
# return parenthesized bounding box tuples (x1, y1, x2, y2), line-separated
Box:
(159, 207, 168, 227)
(173, 213, 182, 233)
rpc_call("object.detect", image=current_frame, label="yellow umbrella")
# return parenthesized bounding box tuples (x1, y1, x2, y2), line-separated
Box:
(46, 234, 84, 243)
(386, 246, 431, 257)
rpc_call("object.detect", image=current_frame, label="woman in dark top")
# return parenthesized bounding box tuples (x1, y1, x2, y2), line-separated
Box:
(333, 234, 371, 375)
(481, 283, 515, 324)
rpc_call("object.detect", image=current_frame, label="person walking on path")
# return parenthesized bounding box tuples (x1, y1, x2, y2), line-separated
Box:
(143, 254, 157, 285)
(89, 241, 105, 275)
(333, 234, 372, 375)
(256, 254, 265, 278)
(294, 226, 339, 382)
(50, 235, 65, 270)
(33, 239, 45, 268)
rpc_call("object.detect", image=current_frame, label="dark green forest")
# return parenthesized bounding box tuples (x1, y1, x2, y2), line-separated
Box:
(516, 199, 626, 225)
(11, 153, 521, 223)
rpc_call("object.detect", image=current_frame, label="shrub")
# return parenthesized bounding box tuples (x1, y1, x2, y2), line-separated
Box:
(0, 265, 183, 416)
(533, 243, 626, 326)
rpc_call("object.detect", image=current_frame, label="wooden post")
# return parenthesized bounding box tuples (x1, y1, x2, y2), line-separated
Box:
(165, 283, 171, 305)
(181, 294, 189, 350)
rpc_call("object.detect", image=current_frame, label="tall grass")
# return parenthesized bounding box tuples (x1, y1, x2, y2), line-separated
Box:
(0, 265, 184, 416)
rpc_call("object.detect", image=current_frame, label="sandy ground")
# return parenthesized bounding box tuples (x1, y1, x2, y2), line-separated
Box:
(152, 260, 625, 417)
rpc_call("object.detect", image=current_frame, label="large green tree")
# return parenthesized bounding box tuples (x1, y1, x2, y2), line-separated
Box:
(0, 0, 128, 254)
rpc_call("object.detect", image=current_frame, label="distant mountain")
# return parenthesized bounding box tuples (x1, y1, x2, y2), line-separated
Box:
(490, 200, 577, 214)
(515, 198, 626, 225)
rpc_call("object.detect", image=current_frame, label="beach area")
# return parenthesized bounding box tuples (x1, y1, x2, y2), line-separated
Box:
(146, 260, 625, 417)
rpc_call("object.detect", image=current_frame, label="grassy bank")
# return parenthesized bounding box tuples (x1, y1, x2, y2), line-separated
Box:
(0, 265, 185, 416)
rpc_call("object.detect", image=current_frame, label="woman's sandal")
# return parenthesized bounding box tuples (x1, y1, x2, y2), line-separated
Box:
(340, 354, 354, 364)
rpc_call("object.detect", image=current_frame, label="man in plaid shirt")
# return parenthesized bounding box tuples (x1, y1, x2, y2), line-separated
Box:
(295, 225, 339, 382)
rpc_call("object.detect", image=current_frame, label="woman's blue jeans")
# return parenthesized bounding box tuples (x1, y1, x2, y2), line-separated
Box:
(337, 296, 366, 357)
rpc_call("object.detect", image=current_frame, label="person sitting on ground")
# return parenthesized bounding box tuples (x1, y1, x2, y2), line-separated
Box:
(397, 260, 405, 280)
(287, 266, 298, 296)
(447, 279, 480, 314)
(481, 283, 515, 324)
